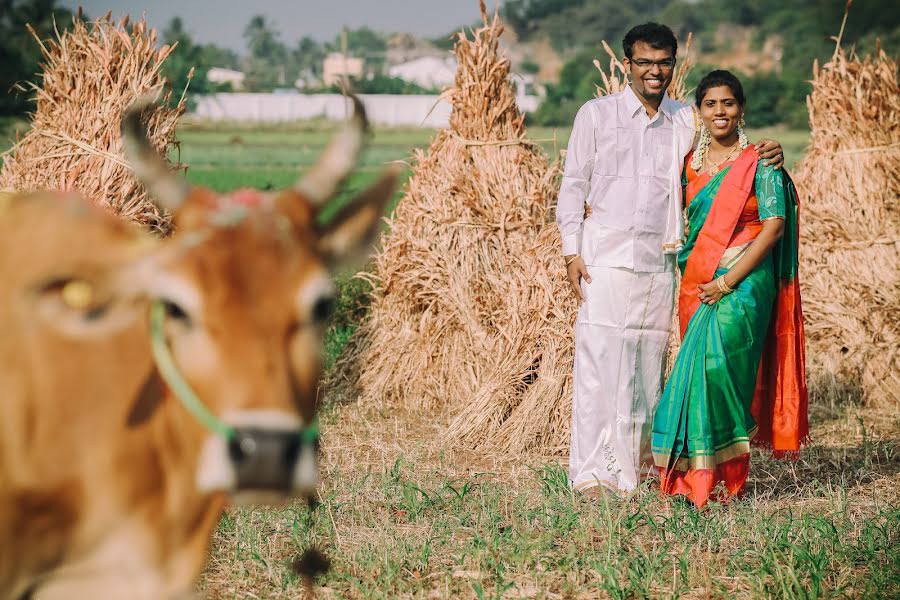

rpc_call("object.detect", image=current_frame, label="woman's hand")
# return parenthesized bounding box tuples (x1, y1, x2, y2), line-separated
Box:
(565, 255, 591, 304)
(697, 280, 724, 305)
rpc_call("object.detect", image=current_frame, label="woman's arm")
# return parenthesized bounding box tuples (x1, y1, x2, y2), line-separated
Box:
(697, 219, 784, 304)
(697, 162, 787, 305)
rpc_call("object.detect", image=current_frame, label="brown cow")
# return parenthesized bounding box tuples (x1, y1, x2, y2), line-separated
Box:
(0, 97, 396, 599)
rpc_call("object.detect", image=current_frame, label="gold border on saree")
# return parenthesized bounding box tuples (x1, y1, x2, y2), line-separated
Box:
(653, 426, 759, 471)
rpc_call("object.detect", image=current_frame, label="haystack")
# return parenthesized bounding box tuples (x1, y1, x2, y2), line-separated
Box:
(336, 3, 574, 454)
(0, 13, 184, 233)
(792, 30, 899, 405)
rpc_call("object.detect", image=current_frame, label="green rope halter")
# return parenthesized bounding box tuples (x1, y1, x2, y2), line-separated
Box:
(149, 301, 319, 446)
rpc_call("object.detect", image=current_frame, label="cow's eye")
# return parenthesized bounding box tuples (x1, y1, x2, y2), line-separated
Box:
(311, 295, 335, 324)
(162, 299, 191, 325)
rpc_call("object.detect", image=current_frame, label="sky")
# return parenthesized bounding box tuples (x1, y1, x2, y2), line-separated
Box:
(60, 0, 488, 52)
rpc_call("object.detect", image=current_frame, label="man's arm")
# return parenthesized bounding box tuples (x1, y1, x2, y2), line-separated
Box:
(754, 139, 785, 170)
(557, 103, 596, 302)
(688, 106, 785, 170)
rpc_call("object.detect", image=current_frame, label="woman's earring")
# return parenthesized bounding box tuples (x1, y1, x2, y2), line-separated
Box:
(737, 116, 749, 150)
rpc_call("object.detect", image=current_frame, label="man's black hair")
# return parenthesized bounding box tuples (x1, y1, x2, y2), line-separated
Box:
(695, 70, 747, 107)
(622, 23, 678, 60)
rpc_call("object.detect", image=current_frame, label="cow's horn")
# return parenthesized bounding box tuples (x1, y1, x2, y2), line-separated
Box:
(121, 95, 190, 213)
(294, 95, 368, 207)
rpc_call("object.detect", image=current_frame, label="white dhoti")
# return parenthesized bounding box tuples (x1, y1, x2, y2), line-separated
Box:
(569, 260, 675, 492)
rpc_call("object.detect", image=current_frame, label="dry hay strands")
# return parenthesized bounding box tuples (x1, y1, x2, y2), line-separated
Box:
(332, 0, 574, 455)
(0, 13, 186, 233)
(793, 30, 900, 406)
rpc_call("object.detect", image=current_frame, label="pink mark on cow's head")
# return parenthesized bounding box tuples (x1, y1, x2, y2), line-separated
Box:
(230, 188, 267, 208)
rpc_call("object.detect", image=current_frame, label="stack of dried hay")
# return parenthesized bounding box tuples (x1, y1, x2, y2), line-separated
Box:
(337, 2, 573, 454)
(0, 12, 185, 233)
(792, 34, 899, 406)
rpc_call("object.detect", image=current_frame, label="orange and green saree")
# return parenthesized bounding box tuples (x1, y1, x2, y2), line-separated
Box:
(651, 147, 808, 507)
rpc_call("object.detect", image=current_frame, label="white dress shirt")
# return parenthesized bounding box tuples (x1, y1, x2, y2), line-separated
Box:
(556, 86, 696, 273)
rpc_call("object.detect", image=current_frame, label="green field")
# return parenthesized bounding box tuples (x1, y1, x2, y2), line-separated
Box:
(2, 120, 897, 599)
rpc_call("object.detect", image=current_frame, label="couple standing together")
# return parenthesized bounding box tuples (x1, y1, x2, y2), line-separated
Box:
(557, 23, 809, 507)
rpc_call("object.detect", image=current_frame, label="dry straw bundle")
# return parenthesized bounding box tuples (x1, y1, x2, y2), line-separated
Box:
(336, 2, 574, 454)
(0, 13, 184, 232)
(792, 24, 899, 406)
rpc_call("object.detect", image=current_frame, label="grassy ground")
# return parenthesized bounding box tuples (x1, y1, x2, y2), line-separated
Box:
(202, 400, 898, 599)
(4, 120, 895, 598)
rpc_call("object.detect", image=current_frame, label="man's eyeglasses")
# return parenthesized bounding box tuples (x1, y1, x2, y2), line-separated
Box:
(632, 59, 676, 70)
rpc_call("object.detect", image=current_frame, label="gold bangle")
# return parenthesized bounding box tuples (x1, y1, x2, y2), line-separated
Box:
(716, 275, 734, 294)
(565, 255, 579, 266)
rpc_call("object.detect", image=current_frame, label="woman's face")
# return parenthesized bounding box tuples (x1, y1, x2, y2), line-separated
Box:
(699, 85, 744, 141)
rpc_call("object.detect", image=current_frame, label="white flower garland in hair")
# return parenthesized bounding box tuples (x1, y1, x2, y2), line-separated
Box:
(690, 124, 710, 171)
(691, 115, 749, 172)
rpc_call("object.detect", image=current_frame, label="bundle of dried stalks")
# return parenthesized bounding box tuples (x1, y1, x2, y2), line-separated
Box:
(0, 13, 184, 233)
(334, 2, 574, 453)
(792, 31, 899, 406)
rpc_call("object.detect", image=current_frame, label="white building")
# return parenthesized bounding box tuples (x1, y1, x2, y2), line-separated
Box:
(388, 56, 457, 90)
(323, 53, 365, 86)
(206, 67, 245, 91)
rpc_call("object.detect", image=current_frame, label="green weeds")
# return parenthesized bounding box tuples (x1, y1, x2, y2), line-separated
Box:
(205, 443, 899, 598)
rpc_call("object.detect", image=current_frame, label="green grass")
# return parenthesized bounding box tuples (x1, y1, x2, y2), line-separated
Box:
(202, 400, 899, 599)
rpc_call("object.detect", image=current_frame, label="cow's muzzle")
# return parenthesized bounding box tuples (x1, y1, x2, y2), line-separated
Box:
(228, 427, 318, 492)
(196, 413, 319, 502)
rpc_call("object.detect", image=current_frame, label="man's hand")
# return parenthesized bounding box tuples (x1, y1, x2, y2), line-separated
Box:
(754, 139, 784, 170)
(565, 255, 591, 303)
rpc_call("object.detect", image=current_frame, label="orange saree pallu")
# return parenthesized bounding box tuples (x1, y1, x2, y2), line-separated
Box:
(651, 148, 808, 507)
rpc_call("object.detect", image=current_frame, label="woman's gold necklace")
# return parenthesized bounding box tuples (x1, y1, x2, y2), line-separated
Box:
(705, 144, 739, 175)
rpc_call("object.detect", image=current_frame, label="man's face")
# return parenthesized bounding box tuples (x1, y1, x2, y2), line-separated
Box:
(624, 41, 676, 101)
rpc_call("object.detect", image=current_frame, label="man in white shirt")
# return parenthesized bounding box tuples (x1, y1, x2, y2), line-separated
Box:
(558, 23, 783, 496)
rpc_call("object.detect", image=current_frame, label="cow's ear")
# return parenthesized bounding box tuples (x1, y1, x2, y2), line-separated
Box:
(315, 167, 399, 269)
(32, 275, 143, 338)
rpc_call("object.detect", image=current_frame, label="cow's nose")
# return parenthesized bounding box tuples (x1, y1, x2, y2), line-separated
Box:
(228, 428, 303, 491)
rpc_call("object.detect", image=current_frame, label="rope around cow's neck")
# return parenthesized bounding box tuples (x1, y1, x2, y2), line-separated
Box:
(149, 301, 236, 439)
(148, 301, 319, 446)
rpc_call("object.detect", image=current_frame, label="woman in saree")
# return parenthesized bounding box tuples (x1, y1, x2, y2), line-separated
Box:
(651, 70, 808, 507)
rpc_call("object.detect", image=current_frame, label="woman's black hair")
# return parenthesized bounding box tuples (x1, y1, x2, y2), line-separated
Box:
(695, 70, 746, 107)
(622, 23, 678, 60)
